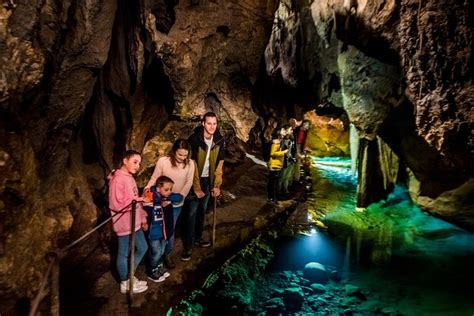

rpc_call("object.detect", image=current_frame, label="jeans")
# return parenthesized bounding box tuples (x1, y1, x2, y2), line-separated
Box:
(182, 177, 210, 249)
(147, 238, 166, 272)
(164, 205, 182, 254)
(117, 229, 148, 281)
(267, 170, 280, 200)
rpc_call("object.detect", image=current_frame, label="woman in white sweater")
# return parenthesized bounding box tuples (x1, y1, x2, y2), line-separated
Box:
(145, 139, 195, 269)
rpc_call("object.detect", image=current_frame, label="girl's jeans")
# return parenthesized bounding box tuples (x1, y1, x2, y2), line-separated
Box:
(117, 229, 148, 281)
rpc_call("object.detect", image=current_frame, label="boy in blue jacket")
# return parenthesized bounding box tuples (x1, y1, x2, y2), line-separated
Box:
(144, 175, 183, 282)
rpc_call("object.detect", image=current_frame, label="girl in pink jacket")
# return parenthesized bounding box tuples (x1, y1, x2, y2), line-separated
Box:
(108, 150, 149, 294)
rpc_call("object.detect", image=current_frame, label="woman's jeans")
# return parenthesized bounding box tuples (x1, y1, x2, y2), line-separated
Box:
(117, 229, 148, 281)
(164, 205, 182, 254)
(182, 177, 210, 250)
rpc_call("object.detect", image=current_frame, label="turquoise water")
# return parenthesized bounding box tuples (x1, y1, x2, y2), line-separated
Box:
(174, 157, 474, 315)
(279, 157, 474, 315)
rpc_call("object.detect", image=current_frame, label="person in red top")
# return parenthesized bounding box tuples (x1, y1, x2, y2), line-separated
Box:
(293, 120, 311, 182)
(108, 150, 149, 294)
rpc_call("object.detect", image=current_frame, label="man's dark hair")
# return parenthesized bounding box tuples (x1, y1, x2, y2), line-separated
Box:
(201, 112, 218, 123)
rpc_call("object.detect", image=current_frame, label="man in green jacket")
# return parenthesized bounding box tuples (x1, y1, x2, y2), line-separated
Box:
(181, 112, 225, 261)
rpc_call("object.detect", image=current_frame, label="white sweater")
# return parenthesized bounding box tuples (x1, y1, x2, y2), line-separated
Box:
(145, 156, 195, 207)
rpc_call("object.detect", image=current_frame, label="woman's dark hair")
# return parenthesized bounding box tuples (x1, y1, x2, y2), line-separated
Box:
(271, 127, 282, 140)
(168, 139, 191, 168)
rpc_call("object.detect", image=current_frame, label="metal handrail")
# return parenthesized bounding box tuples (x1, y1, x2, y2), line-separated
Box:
(29, 200, 139, 316)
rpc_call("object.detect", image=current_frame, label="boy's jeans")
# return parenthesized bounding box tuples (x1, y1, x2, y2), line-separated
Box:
(182, 177, 210, 250)
(147, 238, 166, 272)
(117, 229, 148, 281)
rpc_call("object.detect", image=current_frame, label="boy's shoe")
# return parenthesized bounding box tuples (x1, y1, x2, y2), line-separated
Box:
(194, 238, 211, 248)
(163, 253, 176, 269)
(181, 248, 192, 261)
(147, 270, 166, 283)
(157, 265, 170, 278)
(120, 280, 148, 294)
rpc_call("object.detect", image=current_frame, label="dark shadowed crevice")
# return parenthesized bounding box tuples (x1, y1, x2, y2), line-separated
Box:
(216, 25, 231, 37)
(334, 12, 400, 66)
(314, 101, 348, 126)
(81, 91, 100, 165)
(327, 73, 340, 96)
(148, 0, 178, 34)
(378, 99, 467, 197)
(143, 56, 176, 117)
(204, 92, 222, 114)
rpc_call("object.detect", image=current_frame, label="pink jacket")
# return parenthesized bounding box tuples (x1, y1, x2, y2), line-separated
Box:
(108, 169, 147, 236)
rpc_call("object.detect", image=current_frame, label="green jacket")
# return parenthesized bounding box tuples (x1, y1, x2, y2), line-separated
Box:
(188, 126, 225, 190)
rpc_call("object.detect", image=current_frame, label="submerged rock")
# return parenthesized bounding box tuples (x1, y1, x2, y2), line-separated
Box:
(310, 283, 327, 294)
(264, 297, 285, 311)
(303, 262, 329, 284)
(282, 287, 304, 311)
(344, 284, 367, 301)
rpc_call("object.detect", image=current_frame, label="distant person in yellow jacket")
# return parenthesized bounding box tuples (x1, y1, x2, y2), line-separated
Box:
(267, 127, 288, 204)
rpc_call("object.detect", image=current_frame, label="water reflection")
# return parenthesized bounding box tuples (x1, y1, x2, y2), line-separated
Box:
(303, 157, 474, 315)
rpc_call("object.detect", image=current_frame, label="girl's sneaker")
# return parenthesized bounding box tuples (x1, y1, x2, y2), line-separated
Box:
(120, 279, 148, 294)
(133, 276, 148, 287)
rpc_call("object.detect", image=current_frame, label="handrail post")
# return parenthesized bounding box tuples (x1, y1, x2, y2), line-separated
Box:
(128, 200, 137, 306)
(49, 252, 60, 316)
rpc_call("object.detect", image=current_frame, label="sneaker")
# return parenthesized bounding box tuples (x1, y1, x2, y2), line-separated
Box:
(120, 280, 148, 294)
(147, 271, 166, 283)
(157, 265, 170, 278)
(133, 276, 147, 287)
(181, 248, 192, 261)
(194, 238, 211, 248)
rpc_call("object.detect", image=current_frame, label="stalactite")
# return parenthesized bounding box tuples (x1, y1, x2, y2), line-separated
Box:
(377, 136, 399, 191)
(350, 123, 359, 176)
(356, 137, 398, 208)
